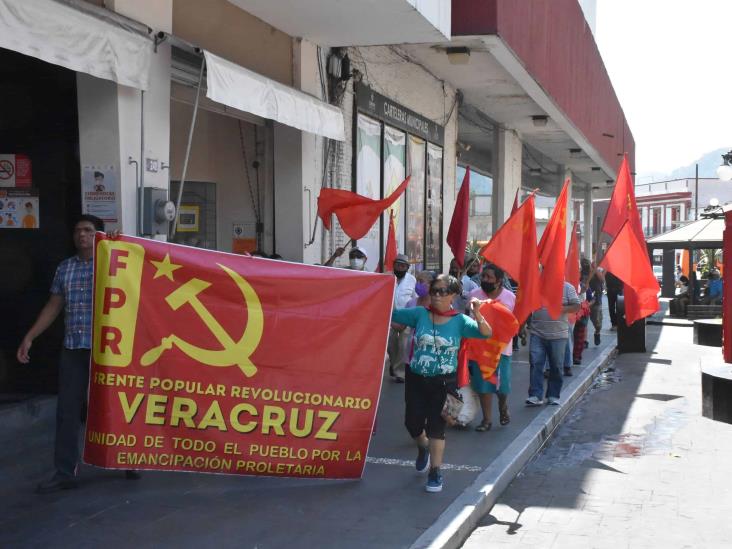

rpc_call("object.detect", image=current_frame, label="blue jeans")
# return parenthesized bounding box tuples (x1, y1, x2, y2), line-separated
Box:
(529, 335, 566, 399)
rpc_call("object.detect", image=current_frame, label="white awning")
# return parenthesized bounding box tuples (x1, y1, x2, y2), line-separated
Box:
(0, 0, 152, 90)
(203, 50, 345, 141)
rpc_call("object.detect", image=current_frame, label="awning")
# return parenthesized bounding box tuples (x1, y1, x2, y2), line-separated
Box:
(0, 0, 152, 90)
(203, 50, 345, 141)
(647, 216, 725, 250)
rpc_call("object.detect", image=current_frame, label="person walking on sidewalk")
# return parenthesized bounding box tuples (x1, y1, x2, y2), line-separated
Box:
(387, 254, 416, 382)
(467, 263, 516, 430)
(526, 281, 580, 406)
(391, 274, 491, 493)
(605, 271, 623, 330)
(16, 215, 139, 494)
(589, 265, 605, 345)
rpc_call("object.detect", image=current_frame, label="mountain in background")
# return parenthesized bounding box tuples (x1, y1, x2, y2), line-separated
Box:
(637, 148, 730, 183)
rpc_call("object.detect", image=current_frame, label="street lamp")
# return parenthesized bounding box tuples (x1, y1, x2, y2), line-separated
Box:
(716, 150, 732, 181)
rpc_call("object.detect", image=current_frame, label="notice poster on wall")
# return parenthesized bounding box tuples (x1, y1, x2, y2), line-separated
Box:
(382, 126, 406, 266)
(0, 154, 32, 188)
(356, 114, 382, 272)
(0, 188, 39, 228)
(82, 166, 118, 223)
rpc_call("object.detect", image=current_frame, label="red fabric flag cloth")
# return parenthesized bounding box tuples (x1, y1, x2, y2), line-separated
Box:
(317, 176, 410, 240)
(84, 233, 395, 479)
(461, 300, 520, 384)
(600, 154, 659, 322)
(565, 221, 580, 289)
(599, 221, 660, 325)
(479, 194, 541, 325)
(380, 211, 397, 273)
(447, 168, 471, 267)
(510, 189, 520, 216)
(537, 179, 570, 319)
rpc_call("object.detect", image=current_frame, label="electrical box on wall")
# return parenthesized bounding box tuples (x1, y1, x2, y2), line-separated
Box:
(142, 187, 176, 235)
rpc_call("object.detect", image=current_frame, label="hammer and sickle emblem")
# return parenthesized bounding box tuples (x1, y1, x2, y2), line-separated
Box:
(140, 264, 263, 377)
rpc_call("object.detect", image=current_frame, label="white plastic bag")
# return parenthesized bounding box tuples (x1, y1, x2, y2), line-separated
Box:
(456, 384, 479, 425)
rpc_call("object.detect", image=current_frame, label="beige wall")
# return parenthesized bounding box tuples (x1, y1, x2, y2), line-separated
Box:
(170, 100, 265, 253)
(173, 0, 293, 85)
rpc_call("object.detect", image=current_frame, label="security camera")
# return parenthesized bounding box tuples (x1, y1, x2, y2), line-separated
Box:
(156, 31, 165, 40)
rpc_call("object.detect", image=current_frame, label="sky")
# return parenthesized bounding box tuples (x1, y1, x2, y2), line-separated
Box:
(595, 0, 732, 176)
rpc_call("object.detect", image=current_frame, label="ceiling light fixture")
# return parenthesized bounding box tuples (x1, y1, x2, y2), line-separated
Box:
(531, 115, 548, 127)
(591, 167, 601, 171)
(569, 148, 582, 159)
(445, 47, 470, 65)
(529, 168, 541, 176)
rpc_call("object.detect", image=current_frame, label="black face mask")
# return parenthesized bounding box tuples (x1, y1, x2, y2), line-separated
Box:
(481, 281, 497, 294)
(394, 270, 407, 279)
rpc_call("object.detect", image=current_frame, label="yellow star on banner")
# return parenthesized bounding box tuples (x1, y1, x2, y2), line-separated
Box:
(150, 253, 182, 281)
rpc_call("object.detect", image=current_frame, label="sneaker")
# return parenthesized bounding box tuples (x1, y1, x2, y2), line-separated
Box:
(573, 358, 582, 365)
(425, 468, 443, 493)
(610, 325, 617, 331)
(563, 367, 573, 376)
(525, 396, 544, 406)
(415, 445, 430, 473)
(594, 333, 601, 345)
(584, 340, 589, 349)
(546, 396, 561, 406)
(36, 474, 78, 494)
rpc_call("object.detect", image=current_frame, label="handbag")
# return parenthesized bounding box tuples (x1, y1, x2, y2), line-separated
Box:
(441, 388, 464, 426)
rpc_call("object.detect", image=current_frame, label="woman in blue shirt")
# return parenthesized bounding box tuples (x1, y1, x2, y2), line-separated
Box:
(391, 274, 492, 493)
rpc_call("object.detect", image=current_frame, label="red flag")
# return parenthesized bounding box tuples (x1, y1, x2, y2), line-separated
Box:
(511, 189, 520, 216)
(565, 221, 580, 289)
(317, 176, 410, 240)
(600, 154, 658, 322)
(599, 221, 660, 325)
(479, 195, 541, 325)
(537, 179, 570, 319)
(380, 211, 397, 273)
(462, 300, 519, 384)
(447, 168, 471, 267)
(85, 233, 394, 479)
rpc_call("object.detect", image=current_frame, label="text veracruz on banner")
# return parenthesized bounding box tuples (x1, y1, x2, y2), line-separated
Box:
(83, 234, 395, 479)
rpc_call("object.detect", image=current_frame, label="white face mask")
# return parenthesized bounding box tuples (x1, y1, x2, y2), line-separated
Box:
(350, 257, 366, 270)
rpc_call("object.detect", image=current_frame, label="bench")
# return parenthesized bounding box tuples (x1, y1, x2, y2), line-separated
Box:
(686, 304, 722, 320)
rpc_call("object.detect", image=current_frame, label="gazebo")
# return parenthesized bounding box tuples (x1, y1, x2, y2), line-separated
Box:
(647, 207, 725, 303)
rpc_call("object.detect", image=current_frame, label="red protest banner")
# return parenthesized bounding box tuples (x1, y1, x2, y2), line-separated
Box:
(83, 234, 394, 479)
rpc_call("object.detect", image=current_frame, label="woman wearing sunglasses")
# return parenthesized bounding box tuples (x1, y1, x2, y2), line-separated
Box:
(391, 274, 492, 493)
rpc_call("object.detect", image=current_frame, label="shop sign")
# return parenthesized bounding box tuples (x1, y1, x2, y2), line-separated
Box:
(0, 188, 39, 228)
(82, 165, 118, 223)
(355, 83, 444, 145)
(0, 154, 32, 187)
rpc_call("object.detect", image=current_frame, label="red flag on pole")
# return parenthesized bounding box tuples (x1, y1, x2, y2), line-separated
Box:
(317, 176, 410, 240)
(565, 221, 580, 289)
(537, 179, 570, 319)
(479, 194, 541, 325)
(511, 189, 520, 216)
(447, 167, 471, 267)
(600, 154, 659, 321)
(380, 211, 397, 273)
(599, 221, 660, 325)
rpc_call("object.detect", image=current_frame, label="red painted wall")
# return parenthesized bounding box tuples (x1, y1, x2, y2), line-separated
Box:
(452, 0, 635, 175)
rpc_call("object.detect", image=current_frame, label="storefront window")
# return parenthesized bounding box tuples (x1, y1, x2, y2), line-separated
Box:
(457, 165, 492, 244)
(425, 143, 443, 271)
(383, 125, 406, 259)
(407, 136, 426, 271)
(356, 113, 382, 272)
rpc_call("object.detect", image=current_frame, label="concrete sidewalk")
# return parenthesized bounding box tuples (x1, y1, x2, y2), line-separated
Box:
(462, 323, 732, 549)
(0, 323, 617, 549)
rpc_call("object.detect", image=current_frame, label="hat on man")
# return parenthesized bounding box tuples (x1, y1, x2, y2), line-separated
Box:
(394, 254, 410, 266)
(349, 246, 368, 258)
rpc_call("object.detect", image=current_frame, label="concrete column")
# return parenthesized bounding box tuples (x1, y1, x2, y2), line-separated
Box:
(584, 185, 593, 258)
(492, 127, 522, 233)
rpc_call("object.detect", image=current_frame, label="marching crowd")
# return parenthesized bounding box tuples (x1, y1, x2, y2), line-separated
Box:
(326, 244, 615, 494)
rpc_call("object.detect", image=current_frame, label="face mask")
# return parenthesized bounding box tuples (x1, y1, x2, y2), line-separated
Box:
(481, 281, 497, 294)
(394, 270, 407, 279)
(350, 258, 365, 270)
(415, 282, 428, 297)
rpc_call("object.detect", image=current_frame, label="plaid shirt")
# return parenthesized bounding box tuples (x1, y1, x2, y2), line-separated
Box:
(51, 255, 94, 349)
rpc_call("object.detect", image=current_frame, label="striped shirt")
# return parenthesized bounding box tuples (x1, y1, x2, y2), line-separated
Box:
(50, 256, 94, 349)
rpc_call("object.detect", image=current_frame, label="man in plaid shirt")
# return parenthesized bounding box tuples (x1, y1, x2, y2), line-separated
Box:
(17, 215, 138, 493)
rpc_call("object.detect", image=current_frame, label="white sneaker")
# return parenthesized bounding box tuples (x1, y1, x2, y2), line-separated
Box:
(525, 396, 544, 406)
(546, 397, 561, 406)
